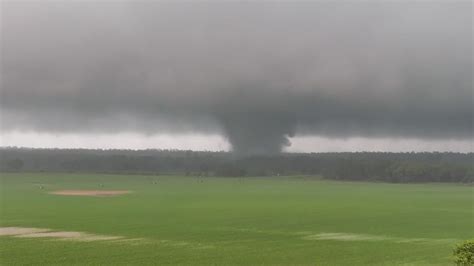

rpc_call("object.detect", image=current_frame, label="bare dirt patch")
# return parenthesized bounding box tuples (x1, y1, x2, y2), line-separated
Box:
(16, 231, 123, 241)
(301, 232, 459, 244)
(0, 227, 212, 248)
(0, 227, 50, 236)
(17, 231, 83, 238)
(1, 227, 125, 242)
(302, 232, 389, 241)
(49, 190, 131, 197)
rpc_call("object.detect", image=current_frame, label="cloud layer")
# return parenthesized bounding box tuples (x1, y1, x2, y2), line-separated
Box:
(1, 1, 472, 154)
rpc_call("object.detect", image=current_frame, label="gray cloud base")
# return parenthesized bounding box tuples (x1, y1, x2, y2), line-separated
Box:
(1, 2, 472, 154)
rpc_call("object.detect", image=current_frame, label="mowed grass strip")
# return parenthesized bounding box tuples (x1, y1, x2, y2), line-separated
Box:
(0, 173, 472, 265)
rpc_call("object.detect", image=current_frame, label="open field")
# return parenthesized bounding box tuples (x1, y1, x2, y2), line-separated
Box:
(0, 173, 472, 265)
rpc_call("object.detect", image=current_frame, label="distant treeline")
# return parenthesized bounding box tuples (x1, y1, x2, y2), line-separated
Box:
(1, 148, 473, 183)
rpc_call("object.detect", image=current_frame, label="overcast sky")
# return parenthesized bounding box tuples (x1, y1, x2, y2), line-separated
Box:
(1, 1, 472, 153)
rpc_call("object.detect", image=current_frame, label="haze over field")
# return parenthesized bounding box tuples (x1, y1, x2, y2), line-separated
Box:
(1, 1, 472, 154)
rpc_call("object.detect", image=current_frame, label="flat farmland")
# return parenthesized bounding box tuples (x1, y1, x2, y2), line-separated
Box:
(0, 173, 472, 265)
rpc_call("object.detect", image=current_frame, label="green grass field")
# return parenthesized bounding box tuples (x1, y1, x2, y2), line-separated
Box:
(0, 173, 472, 265)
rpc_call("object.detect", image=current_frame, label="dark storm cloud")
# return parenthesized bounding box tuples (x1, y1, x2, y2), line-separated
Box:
(1, 1, 472, 154)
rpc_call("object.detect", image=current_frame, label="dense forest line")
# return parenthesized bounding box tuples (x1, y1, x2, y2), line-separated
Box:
(1, 148, 472, 183)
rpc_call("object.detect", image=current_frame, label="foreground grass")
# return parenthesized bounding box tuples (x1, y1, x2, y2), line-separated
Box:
(1, 173, 472, 265)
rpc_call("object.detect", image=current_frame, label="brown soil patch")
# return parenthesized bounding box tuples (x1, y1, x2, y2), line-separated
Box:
(0, 227, 210, 247)
(0, 227, 49, 236)
(49, 190, 131, 197)
(16, 231, 123, 241)
(17, 231, 83, 238)
(1, 227, 125, 242)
